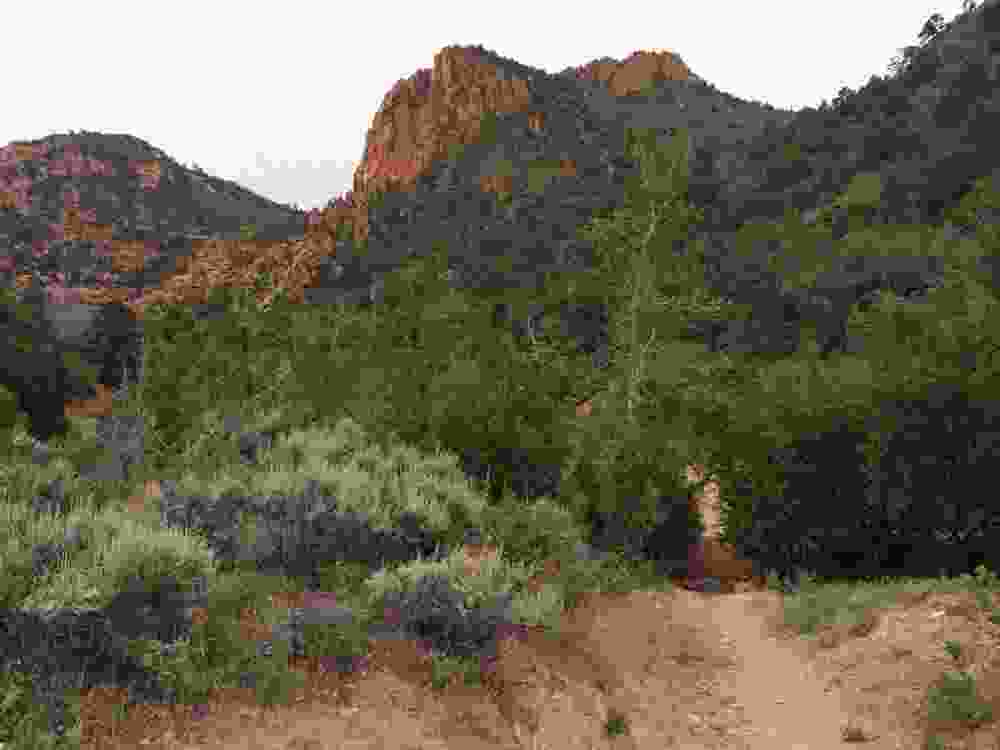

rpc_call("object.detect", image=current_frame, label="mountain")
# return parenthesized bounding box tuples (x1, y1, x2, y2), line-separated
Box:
(2, 0, 999, 443)
(1, 46, 799, 313)
(303, 46, 796, 304)
(0, 130, 308, 299)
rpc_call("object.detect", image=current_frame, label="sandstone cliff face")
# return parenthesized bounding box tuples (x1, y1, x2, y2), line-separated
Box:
(310, 46, 533, 245)
(571, 49, 696, 95)
(308, 45, 697, 247)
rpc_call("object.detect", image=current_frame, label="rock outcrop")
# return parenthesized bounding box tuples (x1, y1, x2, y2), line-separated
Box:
(306, 46, 698, 247)
(570, 49, 698, 95)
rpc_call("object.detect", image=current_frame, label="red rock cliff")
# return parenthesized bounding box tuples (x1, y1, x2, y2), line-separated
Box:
(308, 46, 696, 245)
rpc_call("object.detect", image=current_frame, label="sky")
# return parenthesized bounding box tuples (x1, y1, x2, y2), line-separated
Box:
(5, 0, 969, 213)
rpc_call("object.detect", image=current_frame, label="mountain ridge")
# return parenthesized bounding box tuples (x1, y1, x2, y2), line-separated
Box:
(1, 2, 999, 444)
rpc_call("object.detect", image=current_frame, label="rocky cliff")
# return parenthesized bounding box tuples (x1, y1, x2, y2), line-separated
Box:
(310, 47, 701, 246)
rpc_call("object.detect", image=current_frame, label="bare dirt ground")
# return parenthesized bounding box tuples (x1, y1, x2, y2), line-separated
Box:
(69, 470, 1000, 749)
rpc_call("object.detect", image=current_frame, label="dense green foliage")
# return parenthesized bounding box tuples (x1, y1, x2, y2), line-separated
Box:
(123, 109, 1000, 579)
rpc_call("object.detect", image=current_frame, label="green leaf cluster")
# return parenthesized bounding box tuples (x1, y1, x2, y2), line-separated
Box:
(130, 116, 1000, 558)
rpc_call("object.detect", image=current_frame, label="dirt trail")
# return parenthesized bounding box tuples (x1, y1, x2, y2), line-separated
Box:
(668, 464, 870, 748)
(74, 467, 908, 749)
(682, 590, 863, 748)
(77, 575, 884, 749)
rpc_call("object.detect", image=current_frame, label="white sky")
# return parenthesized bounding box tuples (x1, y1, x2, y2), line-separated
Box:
(5, 0, 963, 212)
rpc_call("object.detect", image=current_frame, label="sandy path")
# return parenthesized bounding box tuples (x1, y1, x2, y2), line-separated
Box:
(678, 590, 866, 748)
(74, 465, 894, 748)
(78, 573, 885, 749)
